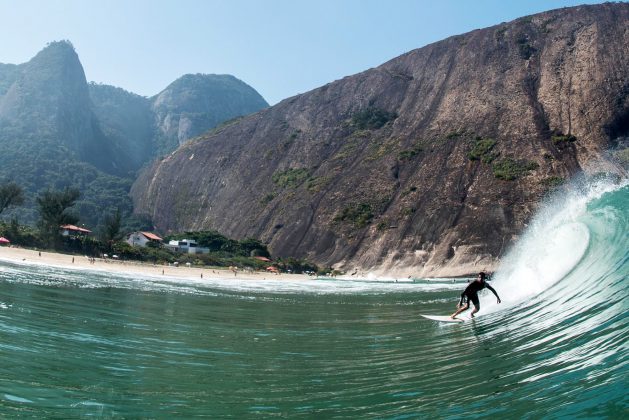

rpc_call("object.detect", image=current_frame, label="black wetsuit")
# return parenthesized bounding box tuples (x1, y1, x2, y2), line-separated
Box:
(459, 280, 499, 310)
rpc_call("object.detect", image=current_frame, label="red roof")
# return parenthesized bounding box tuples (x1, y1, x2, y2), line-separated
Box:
(141, 232, 163, 241)
(60, 224, 92, 233)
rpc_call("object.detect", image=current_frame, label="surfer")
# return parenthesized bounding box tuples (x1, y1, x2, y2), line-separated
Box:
(451, 271, 501, 319)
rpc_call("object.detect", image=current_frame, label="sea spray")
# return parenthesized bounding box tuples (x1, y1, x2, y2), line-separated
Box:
(485, 176, 628, 314)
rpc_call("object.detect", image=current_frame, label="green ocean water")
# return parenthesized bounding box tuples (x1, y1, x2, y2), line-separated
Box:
(0, 182, 627, 418)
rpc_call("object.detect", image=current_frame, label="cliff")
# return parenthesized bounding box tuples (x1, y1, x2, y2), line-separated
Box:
(0, 41, 268, 227)
(131, 4, 628, 276)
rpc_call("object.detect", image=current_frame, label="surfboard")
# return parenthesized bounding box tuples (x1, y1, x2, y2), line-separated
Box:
(421, 314, 466, 323)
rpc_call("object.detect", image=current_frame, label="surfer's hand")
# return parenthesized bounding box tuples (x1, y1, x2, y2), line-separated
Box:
(497, 298, 501, 304)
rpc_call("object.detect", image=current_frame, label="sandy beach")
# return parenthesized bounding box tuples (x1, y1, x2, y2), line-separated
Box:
(0, 246, 311, 282)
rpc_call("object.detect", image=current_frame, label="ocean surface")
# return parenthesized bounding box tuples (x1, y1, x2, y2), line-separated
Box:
(0, 180, 627, 418)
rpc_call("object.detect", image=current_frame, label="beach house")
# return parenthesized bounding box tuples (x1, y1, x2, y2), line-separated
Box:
(164, 239, 210, 254)
(126, 231, 163, 247)
(60, 224, 92, 238)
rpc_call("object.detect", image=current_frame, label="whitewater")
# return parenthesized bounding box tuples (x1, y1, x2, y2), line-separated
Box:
(0, 178, 626, 417)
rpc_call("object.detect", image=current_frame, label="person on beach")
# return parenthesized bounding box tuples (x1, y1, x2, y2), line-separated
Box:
(451, 272, 501, 319)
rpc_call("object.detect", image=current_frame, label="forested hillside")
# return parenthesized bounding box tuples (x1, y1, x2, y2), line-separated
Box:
(0, 41, 268, 231)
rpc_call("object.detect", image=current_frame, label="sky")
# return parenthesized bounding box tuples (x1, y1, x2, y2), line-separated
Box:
(0, 0, 613, 105)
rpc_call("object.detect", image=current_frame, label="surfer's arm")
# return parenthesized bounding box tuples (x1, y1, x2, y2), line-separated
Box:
(458, 292, 467, 307)
(486, 284, 501, 303)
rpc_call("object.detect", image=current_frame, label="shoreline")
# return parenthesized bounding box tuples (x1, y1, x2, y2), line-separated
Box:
(0, 246, 311, 282)
(0, 246, 482, 282)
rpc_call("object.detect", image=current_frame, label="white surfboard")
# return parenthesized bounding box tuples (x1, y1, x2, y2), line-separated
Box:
(421, 314, 466, 323)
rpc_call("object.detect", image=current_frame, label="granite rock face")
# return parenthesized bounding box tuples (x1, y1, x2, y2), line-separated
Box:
(132, 4, 629, 276)
(150, 74, 269, 155)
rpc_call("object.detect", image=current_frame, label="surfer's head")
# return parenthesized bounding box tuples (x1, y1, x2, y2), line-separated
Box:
(477, 272, 487, 282)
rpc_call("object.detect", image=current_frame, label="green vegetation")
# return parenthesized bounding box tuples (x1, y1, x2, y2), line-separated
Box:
(468, 137, 498, 163)
(166, 230, 270, 258)
(495, 26, 507, 40)
(0, 42, 269, 235)
(288, 129, 302, 141)
(36, 187, 81, 247)
(366, 138, 398, 161)
(273, 257, 318, 274)
(540, 18, 555, 34)
(349, 129, 371, 140)
(0, 219, 40, 248)
(100, 208, 122, 243)
(551, 134, 577, 145)
(259, 192, 276, 205)
(272, 168, 310, 188)
(0, 182, 24, 215)
(333, 203, 374, 228)
(306, 176, 332, 193)
(516, 35, 535, 60)
(333, 140, 360, 161)
(398, 144, 423, 160)
(208, 115, 245, 136)
(0, 213, 320, 273)
(402, 207, 416, 216)
(492, 158, 539, 180)
(541, 176, 565, 188)
(0, 95, 141, 231)
(0, 184, 145, 252)
(400, 186, 417, 197)
(351, 106, 398, 130)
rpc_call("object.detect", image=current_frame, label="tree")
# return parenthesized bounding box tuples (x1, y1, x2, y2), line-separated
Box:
(101, 208, 122, 245)
(36, 187, 81, 247)
(0, 181, 25, 215)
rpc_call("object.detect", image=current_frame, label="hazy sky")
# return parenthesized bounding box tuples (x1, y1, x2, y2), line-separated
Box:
(0, 0, 611, 104)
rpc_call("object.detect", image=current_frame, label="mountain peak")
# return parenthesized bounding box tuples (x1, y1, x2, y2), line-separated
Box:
(151, 73, 268, 152)
(29, 40, 81, 69)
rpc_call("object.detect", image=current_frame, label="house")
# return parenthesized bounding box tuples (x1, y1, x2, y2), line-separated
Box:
(164, 239, 210, 254)
(126, 231, 163, 247)
(60, 224, 92, 237)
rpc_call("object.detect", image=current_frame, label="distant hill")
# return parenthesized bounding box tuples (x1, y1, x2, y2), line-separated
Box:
(151, 74, 269, 155)
(88, 83, 155, 171)
(0, 41, 268, 229)
(131, 3, 629, 276)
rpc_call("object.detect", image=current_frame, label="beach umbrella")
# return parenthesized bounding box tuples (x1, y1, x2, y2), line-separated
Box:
(0, 237, 10, 244)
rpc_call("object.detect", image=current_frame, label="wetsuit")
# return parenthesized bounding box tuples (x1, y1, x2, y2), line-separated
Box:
(459, 280, 499, 310)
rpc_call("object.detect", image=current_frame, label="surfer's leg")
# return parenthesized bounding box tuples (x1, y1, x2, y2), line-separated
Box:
(451, 302, 469, 319)
(470, 294, 480, 317)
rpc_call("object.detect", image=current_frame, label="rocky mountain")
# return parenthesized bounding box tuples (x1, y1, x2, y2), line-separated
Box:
(88, 83, 155, 171)
(0, 41, 268, 228)
(0, 41, 121, 174)
(131, 3, 629, 276)
(151, 74, 269, 155)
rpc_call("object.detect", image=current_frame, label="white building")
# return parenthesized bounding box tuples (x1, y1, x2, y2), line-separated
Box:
(164, 239, 210, 254)
(126, 231, 163, 247)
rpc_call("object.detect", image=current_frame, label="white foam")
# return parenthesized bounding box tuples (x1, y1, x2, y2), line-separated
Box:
(484, 177, 627, 313)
